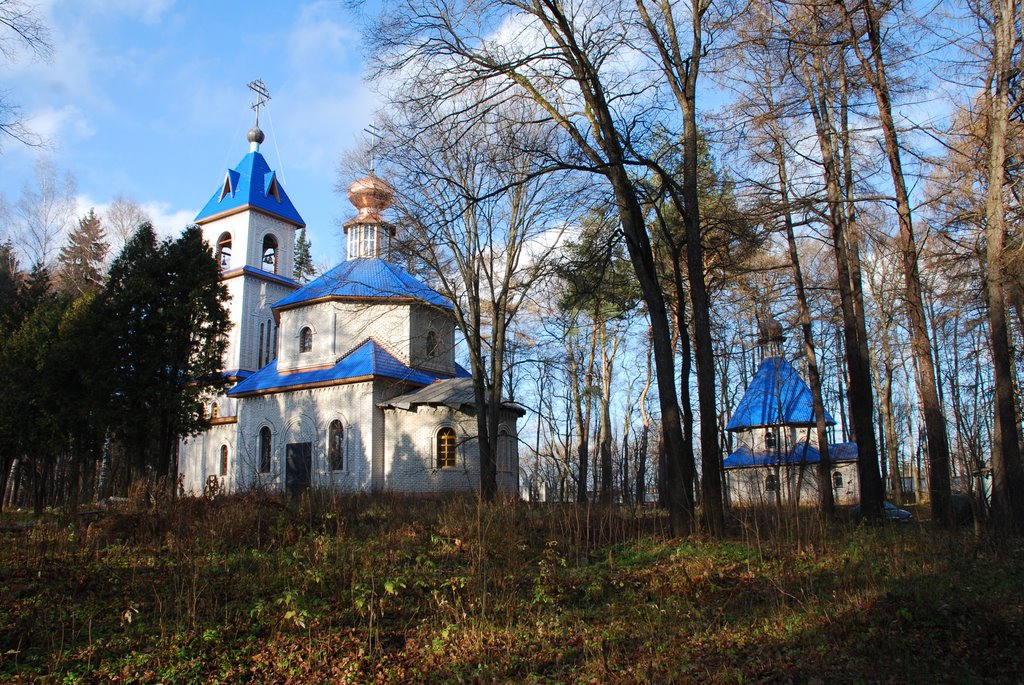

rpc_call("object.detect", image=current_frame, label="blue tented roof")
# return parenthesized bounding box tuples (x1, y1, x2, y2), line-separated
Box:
(273, 258, 453, 311)
(726, 356, 836, 431)
(723, 441, 858, 469)
(227, 339, 464, 396)
(195, 151, 305, 226)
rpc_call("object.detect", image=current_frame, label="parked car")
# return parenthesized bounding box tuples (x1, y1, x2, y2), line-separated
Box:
(849, 501, 913, 522)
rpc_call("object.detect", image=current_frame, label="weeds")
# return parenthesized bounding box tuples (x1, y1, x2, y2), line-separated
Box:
(1, 492, 1022, 683)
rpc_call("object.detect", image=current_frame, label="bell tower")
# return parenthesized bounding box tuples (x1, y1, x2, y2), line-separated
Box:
(194, 80, 302, 375)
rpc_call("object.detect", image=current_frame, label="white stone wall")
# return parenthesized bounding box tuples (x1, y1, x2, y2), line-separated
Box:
(382, 403, 520, 494)
(409, 304, 456, 375)
(733, 425, 816, 453)
(179, 421, 239, 495)
(278, 301, 412, 373)
(233, 382, 377, 494)
(725, 462, 859, 507)
(199, 209, 297, 276)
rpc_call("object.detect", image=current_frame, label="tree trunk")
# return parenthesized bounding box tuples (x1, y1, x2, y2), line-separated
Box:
(984, 0, 1024, 531)
(843, 0, 952, 523)
(774, 129, 835, 518)
(799, 27, 884, 517)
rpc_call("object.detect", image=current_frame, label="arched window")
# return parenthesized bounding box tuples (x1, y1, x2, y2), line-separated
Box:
(764, 429, 777, 451)
(259, 427, 272, 473)
(832, 471, 844, 490)
(216, 232, 232, 269)
(426, 330, 440, 357)
(258, 322, 265, 367)
(328, 420, 344, 471)
(299, 327, 313, 353)
(436, 427, 457, 469)
(211, 402, 219, 419)
(262, 235, 278, 273)
(266, 319, 273, 364)
(497, 428, 512, 472)
(219, 445, 229, 476)
(765, 473, 779, 493)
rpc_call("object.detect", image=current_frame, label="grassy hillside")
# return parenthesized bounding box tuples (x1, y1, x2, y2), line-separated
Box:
(2, 494, 1021, 683)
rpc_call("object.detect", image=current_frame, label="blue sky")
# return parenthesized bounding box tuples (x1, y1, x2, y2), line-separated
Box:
(1, 0, 379, 267)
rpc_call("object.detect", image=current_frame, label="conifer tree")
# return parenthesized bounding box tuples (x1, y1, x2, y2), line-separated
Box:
(96, 223, 230, 489)
(293, 226, 315, 282)
(57, 209, 108, 296)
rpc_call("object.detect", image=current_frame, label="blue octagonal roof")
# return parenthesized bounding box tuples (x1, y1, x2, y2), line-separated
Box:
(273, 258, 453, 311)
(726, 356, 836, 431)
(227, 339, 466, 397)
(195, 151, 305, 226)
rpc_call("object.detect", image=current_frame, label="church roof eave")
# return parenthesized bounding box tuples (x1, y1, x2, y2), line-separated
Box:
(227, 339, 458, 398)
(272, 258, 453, 311)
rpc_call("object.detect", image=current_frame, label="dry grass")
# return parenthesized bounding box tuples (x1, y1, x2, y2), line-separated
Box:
(1, 492, 1021, 683)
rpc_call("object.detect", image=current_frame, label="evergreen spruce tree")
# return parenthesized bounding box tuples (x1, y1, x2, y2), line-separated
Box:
(96, 223, 230, 489)
(0, 241, 21, 336)
(293, 226, 315, 282)
(57, 209, 109, 296)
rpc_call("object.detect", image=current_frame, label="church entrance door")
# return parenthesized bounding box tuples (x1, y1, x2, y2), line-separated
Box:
(286, 442, 312, 495)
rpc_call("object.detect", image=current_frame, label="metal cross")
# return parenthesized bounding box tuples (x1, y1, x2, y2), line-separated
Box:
(365, 119, 382, 174)
(248, 79, 271, 126)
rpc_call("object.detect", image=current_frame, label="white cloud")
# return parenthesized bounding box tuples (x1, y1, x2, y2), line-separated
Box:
(26, 105, 94, 146)
(75, 195, 195, 244)
(139, 201, 195, 239)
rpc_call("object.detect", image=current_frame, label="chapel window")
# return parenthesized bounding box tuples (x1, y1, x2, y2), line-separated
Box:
(833, 471, 844, 490)
(258, 322, 265, 367)
(300, 327, 313, 353)
(328, 420, 344, 471)
(211, 402, 219, 419)
(219, 445, 229, 477)
(216, 233, 232, 269)
(436, 427, 457, 469)
(266, 319, 274, 364)
(764, 429, 777, 451)
(497, 428, 513, 472)
(259, 426, 272, 473)
(426, 330, 440, 357)
(262, 235, 278, 273)
(765, 473, 779, 493)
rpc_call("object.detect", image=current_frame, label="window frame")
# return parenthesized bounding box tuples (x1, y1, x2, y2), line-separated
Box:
(216, 232, 232, 269)
(259, 426, 272, 474)
(219, 444, 229, 477)
(262, 234, 279, 273)
(436, 426, 457, 469)
(765, 473, 779, 493)
(832, 470, 844, 490)
(328, 420, 345, 472)
(299, 327, 313, 354)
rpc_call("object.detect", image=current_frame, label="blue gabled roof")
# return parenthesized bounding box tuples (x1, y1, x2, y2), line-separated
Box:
(221, 265, 299, 288)
(195, 151, 305, 226)
(227, 339, 458, 396)
(726, 357, 836, 431)
(723, 441, 858, 468)
(273, 258, 453, 310)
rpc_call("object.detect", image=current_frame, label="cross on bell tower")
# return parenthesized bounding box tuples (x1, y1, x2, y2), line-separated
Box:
(246, 79, 271, 152)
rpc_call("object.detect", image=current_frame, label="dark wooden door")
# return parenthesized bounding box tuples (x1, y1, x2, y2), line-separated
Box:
(285, 442, 312, 495)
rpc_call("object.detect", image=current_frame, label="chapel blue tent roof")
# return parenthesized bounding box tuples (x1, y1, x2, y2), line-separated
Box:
(227, 339, 468, 397)
(273, 258, 453, 311)
(723, 441, 858, 469)
(725, 356, 836, 431)
(195, 151, 305, 226)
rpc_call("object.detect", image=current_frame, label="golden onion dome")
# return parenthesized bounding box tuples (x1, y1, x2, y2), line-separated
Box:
(347, 174, 394, 223)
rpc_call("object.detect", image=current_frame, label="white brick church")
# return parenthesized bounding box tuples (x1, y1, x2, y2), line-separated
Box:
(178, 120, 523, 496)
